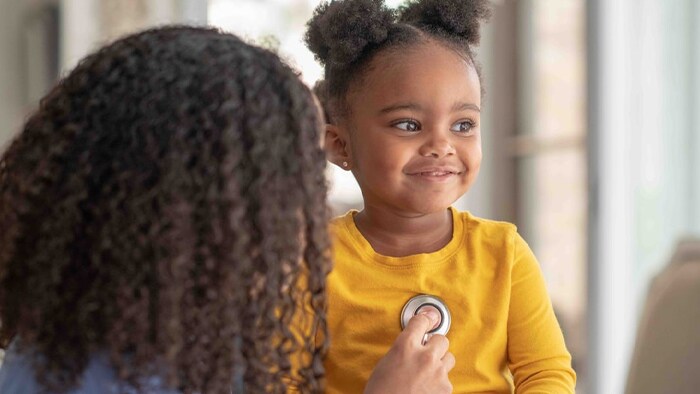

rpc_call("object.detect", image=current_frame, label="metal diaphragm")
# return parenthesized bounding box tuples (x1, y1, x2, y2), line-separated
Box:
(400, 294, 451, 336)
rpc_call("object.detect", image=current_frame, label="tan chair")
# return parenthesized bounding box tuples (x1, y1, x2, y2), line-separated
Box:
(625, 238, 700, 394)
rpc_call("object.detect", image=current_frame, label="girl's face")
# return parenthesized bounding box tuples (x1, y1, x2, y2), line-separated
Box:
(337, 41, 482, 215)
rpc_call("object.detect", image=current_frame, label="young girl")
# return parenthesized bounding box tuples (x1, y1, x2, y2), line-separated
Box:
(305, 0, 577, 392)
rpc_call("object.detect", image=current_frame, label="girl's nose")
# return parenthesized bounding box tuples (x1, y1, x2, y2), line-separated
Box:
(418, 133, 456, 158)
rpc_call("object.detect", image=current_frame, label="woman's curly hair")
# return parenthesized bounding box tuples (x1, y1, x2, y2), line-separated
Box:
(0, 26, 331, 393)
(305, 0, 492, 121)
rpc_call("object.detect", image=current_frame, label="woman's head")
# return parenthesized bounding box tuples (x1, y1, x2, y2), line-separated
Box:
(0, 26, 330, 393)
(305, 0, 490, 214)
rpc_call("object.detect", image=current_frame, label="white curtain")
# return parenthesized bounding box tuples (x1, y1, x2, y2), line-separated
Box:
(588, 0, 700, 393)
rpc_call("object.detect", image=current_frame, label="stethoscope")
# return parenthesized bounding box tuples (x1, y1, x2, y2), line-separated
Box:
(400, 294, 451, 342)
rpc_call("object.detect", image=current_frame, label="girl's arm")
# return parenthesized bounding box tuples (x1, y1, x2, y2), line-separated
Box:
(507, 233, 577, 393)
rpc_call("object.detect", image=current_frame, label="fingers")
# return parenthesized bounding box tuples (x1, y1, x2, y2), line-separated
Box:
(369, 312, 454, 394)
(400, 309, 441, 345)
(424, 332, 449, 356)
(415, 305, 441, 330)
(442, 351, 456, 373)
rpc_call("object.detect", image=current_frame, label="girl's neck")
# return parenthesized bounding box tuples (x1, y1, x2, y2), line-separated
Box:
(354, 206, 453, 257)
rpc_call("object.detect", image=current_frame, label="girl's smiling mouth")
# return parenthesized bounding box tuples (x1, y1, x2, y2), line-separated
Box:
(405, 166, 465, 181)
(405, 165, 464, 175)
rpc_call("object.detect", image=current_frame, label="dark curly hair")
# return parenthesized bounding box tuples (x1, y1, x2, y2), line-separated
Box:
(0, 26, 331, 393)
(304, 0, 491, 121)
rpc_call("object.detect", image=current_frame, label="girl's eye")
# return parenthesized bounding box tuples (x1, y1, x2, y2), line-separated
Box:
(392, 120, 421, 132)
(451, 120, 475, 133)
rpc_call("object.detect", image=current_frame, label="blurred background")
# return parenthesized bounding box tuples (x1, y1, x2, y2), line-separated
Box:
(0, 0, 698, 393)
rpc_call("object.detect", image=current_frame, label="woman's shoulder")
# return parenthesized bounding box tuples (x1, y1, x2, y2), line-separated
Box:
(0, 341, 179, 394)
(0, 342, 43, 393)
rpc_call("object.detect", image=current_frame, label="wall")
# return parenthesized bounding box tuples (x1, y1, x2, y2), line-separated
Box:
(0, 0, 29, 148)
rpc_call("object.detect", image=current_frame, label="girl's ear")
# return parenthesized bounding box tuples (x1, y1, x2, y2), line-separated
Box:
(324, 124, 352, 171)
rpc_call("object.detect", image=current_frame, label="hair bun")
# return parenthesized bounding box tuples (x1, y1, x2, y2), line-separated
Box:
(399, 0, 492, 45)
(305, 0, 395, 68)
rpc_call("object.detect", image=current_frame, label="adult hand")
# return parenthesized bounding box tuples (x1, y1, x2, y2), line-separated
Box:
(364, 308, 455, 394)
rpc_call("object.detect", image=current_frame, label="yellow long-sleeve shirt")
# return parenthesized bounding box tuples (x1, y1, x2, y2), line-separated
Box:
(324, 208, 576, 393)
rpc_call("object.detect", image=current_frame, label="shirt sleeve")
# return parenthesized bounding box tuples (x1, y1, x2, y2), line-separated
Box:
(507, 232, 577, 393)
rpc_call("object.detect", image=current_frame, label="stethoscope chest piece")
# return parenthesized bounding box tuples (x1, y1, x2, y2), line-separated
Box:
(400, 294, 451, 336)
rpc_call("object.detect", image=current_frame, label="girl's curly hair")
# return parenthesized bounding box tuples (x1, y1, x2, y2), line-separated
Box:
(0, 26, 331, 393)
(305, 0, 492, 121)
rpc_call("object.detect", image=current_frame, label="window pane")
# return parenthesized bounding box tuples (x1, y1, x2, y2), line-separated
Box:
(518, 0, 587, 391)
